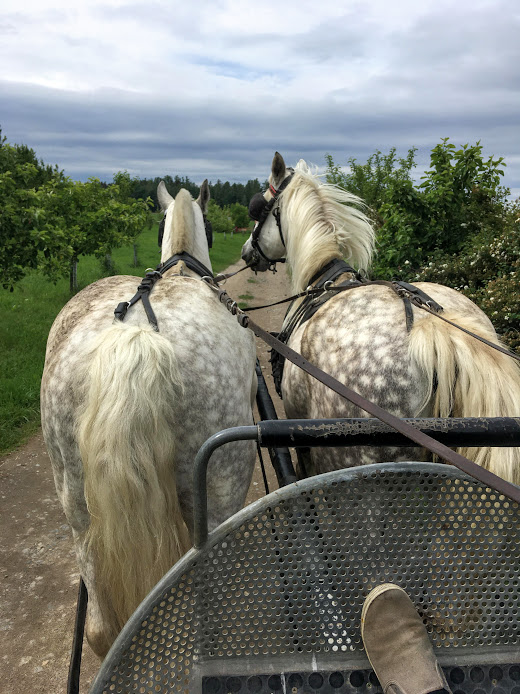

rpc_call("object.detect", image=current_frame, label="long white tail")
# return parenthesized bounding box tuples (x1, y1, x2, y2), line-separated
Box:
(77, 322, 190, 644)
(409, 311, 520, 484)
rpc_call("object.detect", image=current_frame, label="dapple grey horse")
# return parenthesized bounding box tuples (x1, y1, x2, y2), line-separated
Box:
(242, 153, 520, 483)
(42, 182, 257, 656)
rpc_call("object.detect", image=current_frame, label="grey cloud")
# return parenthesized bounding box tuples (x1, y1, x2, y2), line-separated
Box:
(2, 77, 519, 193)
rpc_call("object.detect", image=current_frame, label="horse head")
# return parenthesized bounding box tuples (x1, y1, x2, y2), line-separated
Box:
(241, 152, 293, 272)
(157, 179, 211, 269)
(243, 152, 375, 292)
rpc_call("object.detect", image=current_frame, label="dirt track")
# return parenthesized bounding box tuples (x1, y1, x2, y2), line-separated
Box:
(0, 260, 291, 694)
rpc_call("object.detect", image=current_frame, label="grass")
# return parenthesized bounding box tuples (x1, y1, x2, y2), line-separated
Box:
(0, 219, 247, 455)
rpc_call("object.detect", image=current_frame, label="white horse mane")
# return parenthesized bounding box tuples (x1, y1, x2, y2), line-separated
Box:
(280, 160, 375, 292)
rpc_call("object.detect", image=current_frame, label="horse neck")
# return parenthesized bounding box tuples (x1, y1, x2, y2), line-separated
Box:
(161, 194, 212, 271)
(282, 172, 375, 294)
(282, 183, 342, 294)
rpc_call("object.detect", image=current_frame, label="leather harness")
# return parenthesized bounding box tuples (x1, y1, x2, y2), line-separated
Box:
(114, 252, 213, 331)
(269, 257, 443, 397)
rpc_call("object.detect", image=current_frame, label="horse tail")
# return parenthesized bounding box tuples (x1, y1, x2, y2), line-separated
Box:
(408, 311, 520, 484)
(77, 321, 190, 644)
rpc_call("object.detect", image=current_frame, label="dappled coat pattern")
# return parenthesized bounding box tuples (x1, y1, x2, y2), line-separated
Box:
(41, 183, 257, 657)
(242, 153, 520, 483)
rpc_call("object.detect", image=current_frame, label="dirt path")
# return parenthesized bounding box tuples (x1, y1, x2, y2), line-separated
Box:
(0, 261, 291, 694)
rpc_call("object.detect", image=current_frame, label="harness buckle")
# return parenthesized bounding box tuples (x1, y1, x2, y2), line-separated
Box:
(114, 301, 130, 321)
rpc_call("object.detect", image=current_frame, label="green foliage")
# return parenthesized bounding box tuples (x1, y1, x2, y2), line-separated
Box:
(206, 199, 234, 234)
(325, 147, 416, 214)
(229, 202, 250, 229)
(326, 140, 518, 348)
(415, 210, 520, 349)
(326, 140, 510, 280)
(0, 131, 152, 290)
(377, 140, 509, 278)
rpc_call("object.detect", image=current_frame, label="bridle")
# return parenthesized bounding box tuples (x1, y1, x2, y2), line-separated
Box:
(248, 171, 294, 269)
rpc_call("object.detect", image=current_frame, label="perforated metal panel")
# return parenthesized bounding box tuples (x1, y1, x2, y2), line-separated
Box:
(90, 463, 520, 694)
(201, 664, 520, 694)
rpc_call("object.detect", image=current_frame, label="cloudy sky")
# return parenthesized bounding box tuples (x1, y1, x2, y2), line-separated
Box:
(1, 0, 519, 196)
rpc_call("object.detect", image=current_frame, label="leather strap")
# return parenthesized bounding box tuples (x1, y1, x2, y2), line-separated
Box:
(213, 287, 520, 505)
(418, 304, 520, 362)
(114, 252, 214, 332)
(159, 252, 213, 279)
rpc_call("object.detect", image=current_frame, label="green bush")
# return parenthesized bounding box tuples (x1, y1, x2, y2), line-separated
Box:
(206, 199, 234, 234)
(326, 140, 519, 349)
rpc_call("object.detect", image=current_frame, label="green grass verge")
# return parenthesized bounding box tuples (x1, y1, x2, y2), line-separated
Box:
(0, 220, 247, 455)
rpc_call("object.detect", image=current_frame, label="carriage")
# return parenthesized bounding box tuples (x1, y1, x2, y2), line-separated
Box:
(87, 371, 520, 693)
(40, 156, 520, 694)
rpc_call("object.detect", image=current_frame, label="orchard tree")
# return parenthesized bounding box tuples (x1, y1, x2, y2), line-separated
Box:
(34, 174, 151, 291)
(206, 200, 234, 234)
(0, 131, 151, 290)
(229, 202, 250, 229)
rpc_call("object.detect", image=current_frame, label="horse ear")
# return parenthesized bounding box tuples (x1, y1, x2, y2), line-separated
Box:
(157, 180, 174, 211)
(196, 179, 210, 215)
(271, 152, 286, 187)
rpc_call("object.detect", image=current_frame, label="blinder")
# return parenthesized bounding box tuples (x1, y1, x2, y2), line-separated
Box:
(205, 217, 213, 249)
(158, 214, 166, 248)
(248, 172, 294, 267)
(248, 192, 270, 222)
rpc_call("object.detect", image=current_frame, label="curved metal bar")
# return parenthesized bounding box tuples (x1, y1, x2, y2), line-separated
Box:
(193, 416, 520, 548)
(193, 426, 259, 548)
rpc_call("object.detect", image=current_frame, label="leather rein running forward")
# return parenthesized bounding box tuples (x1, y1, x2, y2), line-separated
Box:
(202, 278, 520, 505)
(112, 250, 520, 504)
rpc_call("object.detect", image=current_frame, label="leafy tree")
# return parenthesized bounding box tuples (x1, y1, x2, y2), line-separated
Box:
(34, 174, 151, 290)
(326, 140, 518, 347)
(206, 200, 234, 234)
(0, 131, 151, 290)
(0, 128, 60, 187)
(325, 147, 416, 218)
(327, 140, 510, 279)
(229, 202, 250, 229)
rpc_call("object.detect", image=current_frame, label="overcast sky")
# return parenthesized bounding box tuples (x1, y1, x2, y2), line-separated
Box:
(1, 0, 519, 197)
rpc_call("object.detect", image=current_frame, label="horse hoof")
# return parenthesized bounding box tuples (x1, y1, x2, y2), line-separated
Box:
(86, 620, 112, 659)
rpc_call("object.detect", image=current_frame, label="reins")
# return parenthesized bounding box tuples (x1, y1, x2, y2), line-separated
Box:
(236, 267, 520, 364)
(202, 279, 520, 505)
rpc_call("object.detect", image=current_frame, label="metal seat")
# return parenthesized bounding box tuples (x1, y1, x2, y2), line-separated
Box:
(90, 462, 520, 693)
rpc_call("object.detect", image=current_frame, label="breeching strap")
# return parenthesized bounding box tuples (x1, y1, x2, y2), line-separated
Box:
(211, 286, 520, 505)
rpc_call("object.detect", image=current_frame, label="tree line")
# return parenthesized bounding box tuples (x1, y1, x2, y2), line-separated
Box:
(131, 175, 264, 210)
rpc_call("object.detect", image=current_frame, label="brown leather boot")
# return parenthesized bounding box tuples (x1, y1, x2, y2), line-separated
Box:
(361, 584, 452, 694)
